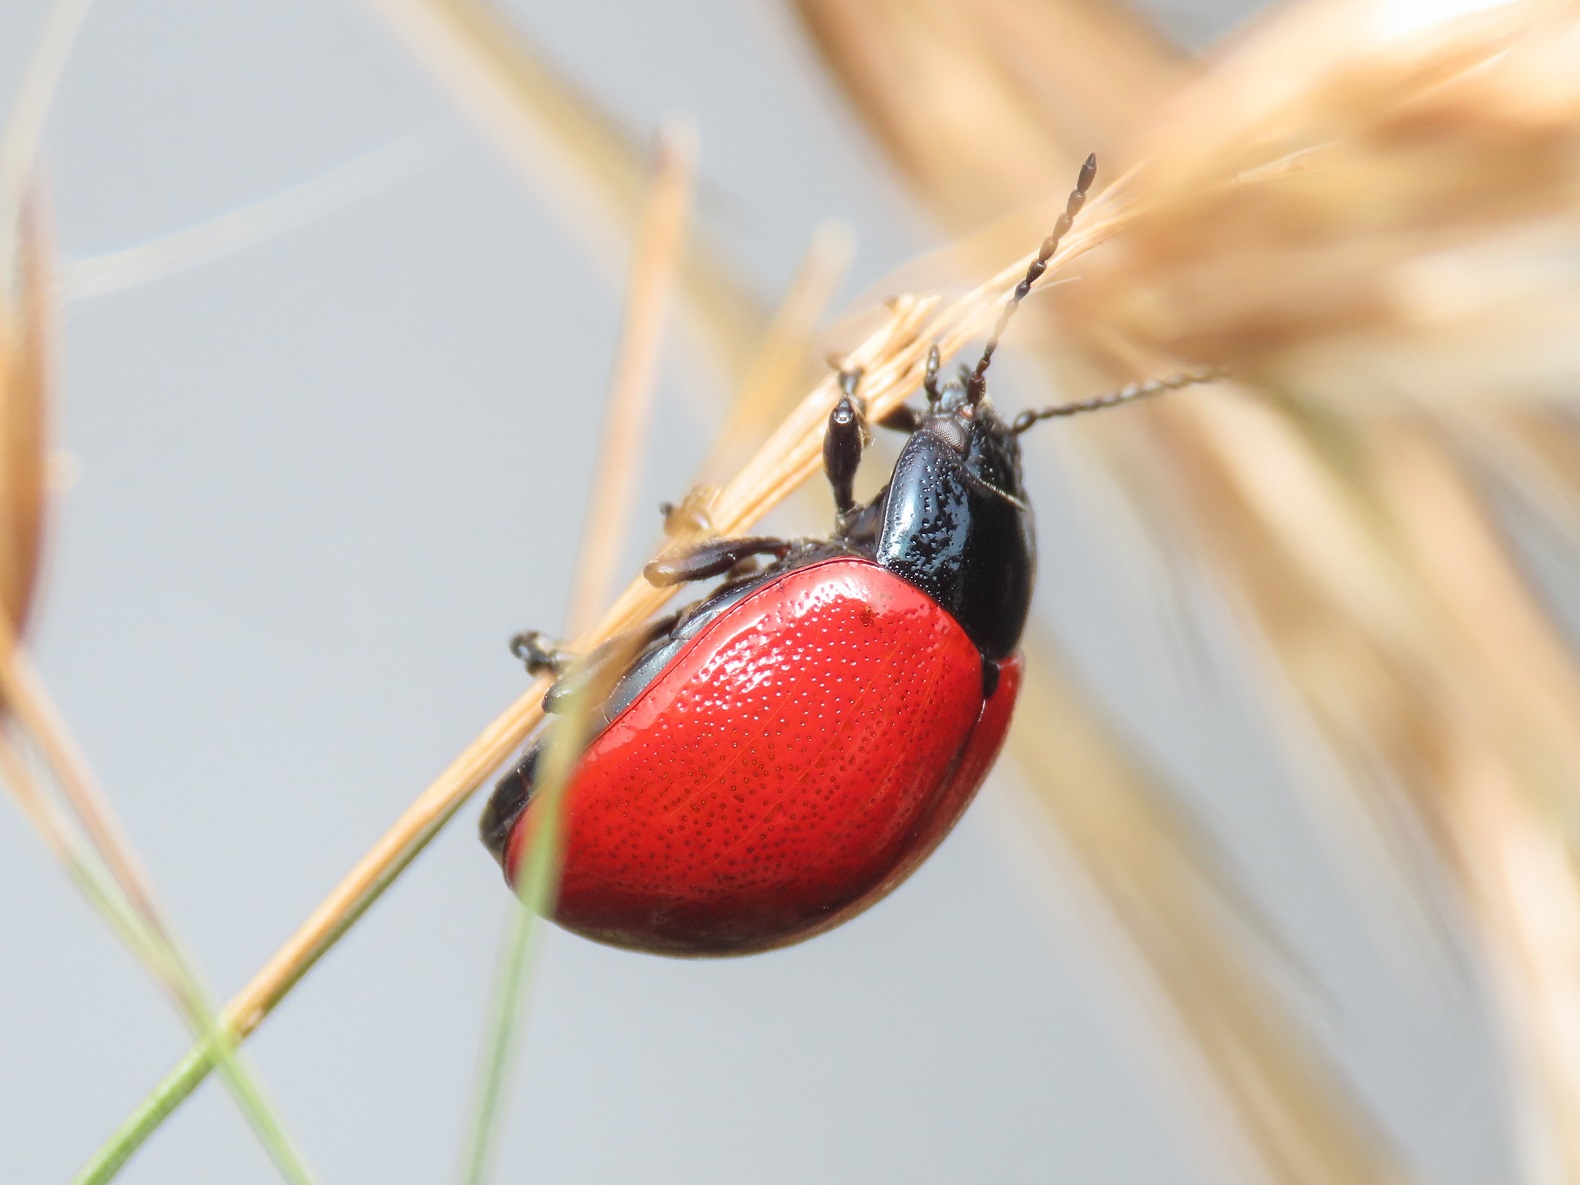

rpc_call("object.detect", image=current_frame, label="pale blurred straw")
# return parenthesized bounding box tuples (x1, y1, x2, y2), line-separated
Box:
(1044, 3, 1580, 1173)
(696, 220, 854, 487)
(0, 197, 320, 1185)
(61, 127, 452, 301)
(1462, 411, 1580, 553)
(794, 0, 1187, 225)
(1372, 424, 1580, 1177)
(1146, 384, 1580, 1179)
(362, 0, 766, 391)
(0, 192, 48, 648)
(0, 6, 324, 1179)
(1057, 0, 1580, 399)
(787, 2, 1409, 1182)
(1008, 621, 1397, 1185)
(0, 0, 89, 295)
(565, 124, 695, 631)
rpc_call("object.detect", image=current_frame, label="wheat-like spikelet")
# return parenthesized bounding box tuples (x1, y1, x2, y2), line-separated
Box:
(794, 0, 1580, 1179)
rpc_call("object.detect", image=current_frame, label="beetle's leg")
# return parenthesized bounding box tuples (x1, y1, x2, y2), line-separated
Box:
(922, 343, 942, 407)
(644, 536, 793, 587)
(658, 487, 714, 536)
(838, 484, 889, 548)
(509, 630, 570, 677)
(824, 368, 873, 526)
(876, 405, 920, 433)
(542, 613, 681, 714)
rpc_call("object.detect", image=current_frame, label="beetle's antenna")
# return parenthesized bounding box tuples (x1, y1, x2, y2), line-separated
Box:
(967, 153, 1096, 405)
(1011, 371, 1220, 433)
(959, 468, 1029, 512)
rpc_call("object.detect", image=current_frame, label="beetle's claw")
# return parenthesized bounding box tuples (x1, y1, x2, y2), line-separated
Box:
(510, 630, 570, 678)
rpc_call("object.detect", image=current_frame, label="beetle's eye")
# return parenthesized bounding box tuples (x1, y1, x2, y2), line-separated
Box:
(928, 418, 969, 454)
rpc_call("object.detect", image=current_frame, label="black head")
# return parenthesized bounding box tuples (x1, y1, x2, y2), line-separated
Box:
(863, 157, 1100, 660)
(872, 368, 1034, 661)
(842, 154, 1216, 660)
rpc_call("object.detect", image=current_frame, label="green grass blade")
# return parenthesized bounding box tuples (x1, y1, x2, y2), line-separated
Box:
(73, 1043, 211, 1185)
(455, 703, 589, 1185)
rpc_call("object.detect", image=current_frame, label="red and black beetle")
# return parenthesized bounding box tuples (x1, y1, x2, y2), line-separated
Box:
(480, 156, 1209, 955)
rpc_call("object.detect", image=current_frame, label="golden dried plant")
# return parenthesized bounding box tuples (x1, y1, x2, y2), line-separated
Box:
(794, 0, 1580, 1179)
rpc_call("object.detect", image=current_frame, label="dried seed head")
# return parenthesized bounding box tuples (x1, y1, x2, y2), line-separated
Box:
(0, 191, 51, 646)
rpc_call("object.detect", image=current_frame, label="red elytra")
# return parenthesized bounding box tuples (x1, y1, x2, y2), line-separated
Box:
(501, 557, 1021, 956)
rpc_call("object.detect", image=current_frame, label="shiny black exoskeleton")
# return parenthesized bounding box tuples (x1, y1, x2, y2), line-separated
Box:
(861, 376, 1034, 660)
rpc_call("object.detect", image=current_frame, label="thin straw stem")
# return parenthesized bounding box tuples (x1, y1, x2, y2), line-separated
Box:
(700, 220, 854, 484)
(0, 631, 320, 1185)
(565, 124, 696, 632)
(0, 729, 162, 969)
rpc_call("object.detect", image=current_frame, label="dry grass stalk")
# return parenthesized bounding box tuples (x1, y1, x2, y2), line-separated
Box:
(0, 190, 48, 644)
(696, 220, 854, 487)
(795, 0, 1186, 226)
(1009, 621, 1396, 1185)
(363, 0, 767, 391)
(788, 0, 1580, 1179)
(565, 123, 697, 632)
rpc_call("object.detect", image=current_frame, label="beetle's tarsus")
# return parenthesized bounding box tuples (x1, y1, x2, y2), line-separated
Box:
(541, 614, 682, 715)
(510, 630, 570, 678)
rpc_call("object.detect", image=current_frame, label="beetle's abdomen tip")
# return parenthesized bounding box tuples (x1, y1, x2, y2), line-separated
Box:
(479, 746, 539, 874)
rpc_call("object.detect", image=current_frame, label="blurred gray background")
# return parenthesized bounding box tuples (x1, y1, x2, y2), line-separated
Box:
(0, 1, 1515, 1182)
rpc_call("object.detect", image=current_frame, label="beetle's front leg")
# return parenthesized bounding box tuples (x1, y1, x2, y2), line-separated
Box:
(643, 536, 793, 587)
(824, 369, 873, 532)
